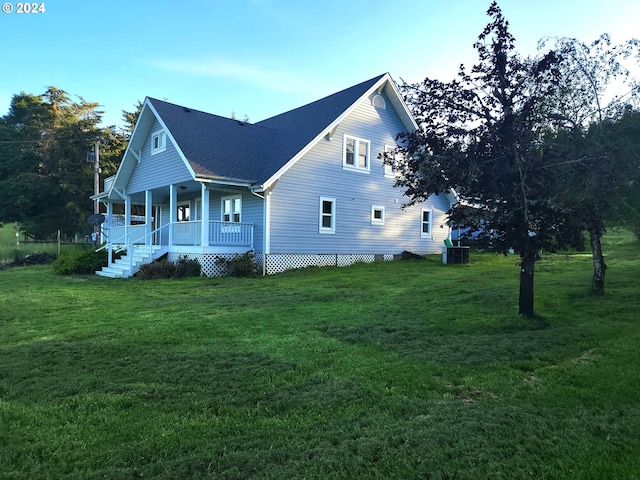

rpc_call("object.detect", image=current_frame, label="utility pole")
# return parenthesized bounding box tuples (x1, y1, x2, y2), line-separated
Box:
(93, 140, 100, 214)
(87, 140, 102, 245)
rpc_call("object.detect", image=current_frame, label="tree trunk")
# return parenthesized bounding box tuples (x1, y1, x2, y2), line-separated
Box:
(590, 228, 606, 295)
(519, 253, 536, 318)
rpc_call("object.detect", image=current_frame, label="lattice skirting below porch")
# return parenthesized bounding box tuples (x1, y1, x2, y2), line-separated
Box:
(264, 253, 395, 275)
(168, 252, 395, 277)
(167, 252, 263, 277)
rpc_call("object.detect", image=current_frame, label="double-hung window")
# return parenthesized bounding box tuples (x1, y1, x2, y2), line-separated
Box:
(151, 130, 166, 155)
(222, 195, 242, 223)
(343, 135, 370, 172)
(421, 209, 433, 238)
(384, 144, 402, 178)
(319, 197, 336, 234)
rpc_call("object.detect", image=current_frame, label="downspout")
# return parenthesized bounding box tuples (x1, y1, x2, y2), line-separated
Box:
(124, 193, 133, 273)
(201, 183, 210, 247)
(251, 188, 267, 276)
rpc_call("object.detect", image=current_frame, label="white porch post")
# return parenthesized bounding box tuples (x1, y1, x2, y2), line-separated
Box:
(145, 190, 153, 245)
(201, 183, 210, 247)
(106, 202, 113, 221)
(105, 202, 113, 264)
(124, 194, 132, 271)
(124, 194, 131, 241)
(169, 184, 177, 246)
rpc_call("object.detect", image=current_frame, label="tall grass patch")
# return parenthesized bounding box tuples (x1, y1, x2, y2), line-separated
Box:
(0, 224, 86, 264)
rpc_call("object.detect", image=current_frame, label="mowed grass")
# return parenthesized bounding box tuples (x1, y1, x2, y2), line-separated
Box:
(0, 230, 639, 479)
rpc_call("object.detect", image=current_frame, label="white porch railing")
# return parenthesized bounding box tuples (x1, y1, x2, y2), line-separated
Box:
(173, 221, 201, 245)
(107, 224, 147, 244)
(97, 223, 172, 274)
(170, 221, 253, 247)
(104, 221, 253, 248)
(209, 221, 253, 247)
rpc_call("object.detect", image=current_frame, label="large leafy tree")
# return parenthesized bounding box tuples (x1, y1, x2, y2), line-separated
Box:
(545, 108, 640, 295)
(540, 35, 640, 294)
(0, 88, 129, 239)
(393, 2, 580, 317)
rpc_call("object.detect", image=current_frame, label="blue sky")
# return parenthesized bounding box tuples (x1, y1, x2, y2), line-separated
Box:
(1, 0, 639, 128)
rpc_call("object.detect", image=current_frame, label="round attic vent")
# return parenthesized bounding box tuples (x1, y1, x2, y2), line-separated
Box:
(372, 94, 386, 109)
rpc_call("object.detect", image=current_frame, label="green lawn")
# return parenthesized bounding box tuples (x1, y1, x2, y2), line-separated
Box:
(1, 230, 639, 479)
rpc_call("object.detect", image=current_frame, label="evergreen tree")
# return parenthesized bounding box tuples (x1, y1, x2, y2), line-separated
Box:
(0, 88, 131, 239)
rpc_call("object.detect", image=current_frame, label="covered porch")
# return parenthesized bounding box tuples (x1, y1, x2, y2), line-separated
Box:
(99, 177, 253, 250)
(95, 177, 256, 277)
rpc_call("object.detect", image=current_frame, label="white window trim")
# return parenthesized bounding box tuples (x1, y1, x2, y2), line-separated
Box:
(372, 94, 386, 109)
(193, 198, 202, 221)
(177, 201, 190, 222)
(421, 208, 433, 238)
(151, 129, 167, 155)
(319, 197, 336, 234)
(222, 195, 242, 223)
(343, 135, 370, 173)
(371, 205, 385, 225)
(384, 144, 401, 178)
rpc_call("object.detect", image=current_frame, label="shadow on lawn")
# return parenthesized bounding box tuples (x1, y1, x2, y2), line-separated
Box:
(0, 340, 360, 413)
(318, 320, 580, 368)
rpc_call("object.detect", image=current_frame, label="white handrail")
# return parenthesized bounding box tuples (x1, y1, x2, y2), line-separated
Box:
(97, 221, 255, 269)
(97, 223, 171, 270)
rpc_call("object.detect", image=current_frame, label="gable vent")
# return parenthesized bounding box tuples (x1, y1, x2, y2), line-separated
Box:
(372, 94, 386, 109)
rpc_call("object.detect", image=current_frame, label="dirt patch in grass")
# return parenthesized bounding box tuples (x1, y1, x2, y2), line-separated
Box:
(0, 252, 57, 270)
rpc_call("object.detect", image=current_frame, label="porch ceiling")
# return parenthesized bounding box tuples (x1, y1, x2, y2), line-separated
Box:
(114, 182, 251, 206)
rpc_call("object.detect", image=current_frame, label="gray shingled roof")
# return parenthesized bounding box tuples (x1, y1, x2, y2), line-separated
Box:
(148, 73, 386, 186)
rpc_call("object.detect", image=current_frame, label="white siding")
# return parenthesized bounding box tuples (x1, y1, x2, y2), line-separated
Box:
(269, 92, 450, 255)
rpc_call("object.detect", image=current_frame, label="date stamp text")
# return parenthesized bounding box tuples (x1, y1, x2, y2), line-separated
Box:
(2, 2, 46, 14)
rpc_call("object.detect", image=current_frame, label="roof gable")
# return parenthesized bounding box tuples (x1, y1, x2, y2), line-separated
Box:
(113, 73, 416, 193)
(148, 99, 274, 184)
(108, 100, 193, 199)
(255, 73, 416, 189)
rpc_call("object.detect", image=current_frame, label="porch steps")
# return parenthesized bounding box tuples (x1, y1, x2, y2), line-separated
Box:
(95, 245, 166, 278)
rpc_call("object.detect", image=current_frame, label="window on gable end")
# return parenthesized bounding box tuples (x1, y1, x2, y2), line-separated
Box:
(384, 144, 402, 178)
(151, 130, 167, 155)
(343, 135, 370, 173)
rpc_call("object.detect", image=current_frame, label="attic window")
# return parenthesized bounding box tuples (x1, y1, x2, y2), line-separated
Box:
(151, 130, 166, 155)
(343, 135, 370, 173)
(372, 94, 386, 109)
